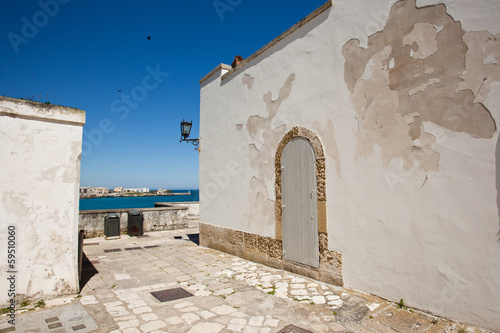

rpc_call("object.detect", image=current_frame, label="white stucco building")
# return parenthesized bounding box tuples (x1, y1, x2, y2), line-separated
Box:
(199, 0, 500, 330)
(0, 97, 85, 304)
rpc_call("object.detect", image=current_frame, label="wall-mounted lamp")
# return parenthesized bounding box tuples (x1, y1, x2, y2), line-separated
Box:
(180, 119, 199, 150)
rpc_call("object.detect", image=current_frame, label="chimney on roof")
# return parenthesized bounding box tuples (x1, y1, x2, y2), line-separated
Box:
(231, 55, 244, 68)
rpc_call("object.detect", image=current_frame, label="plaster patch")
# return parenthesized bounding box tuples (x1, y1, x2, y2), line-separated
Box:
(484, 54, 498, 65)
(403, 22, 439, 59)
(343, 0, 497, 171)
(312, 119, 341, 176)
(408, 78, 440, 96)
(458, 31, 500, 104)
(242, 74, 255, 90)
(244, 74, 295, 231)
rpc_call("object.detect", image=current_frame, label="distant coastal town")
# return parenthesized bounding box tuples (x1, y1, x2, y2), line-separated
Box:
(79, 186, 191, 199)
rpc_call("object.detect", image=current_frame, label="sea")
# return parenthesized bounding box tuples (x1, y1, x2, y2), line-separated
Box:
(79, 189, 199, 211)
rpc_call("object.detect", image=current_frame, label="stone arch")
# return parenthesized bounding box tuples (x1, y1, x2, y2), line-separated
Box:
(275, 126, 342, 285)
(275, 126, 326, 240)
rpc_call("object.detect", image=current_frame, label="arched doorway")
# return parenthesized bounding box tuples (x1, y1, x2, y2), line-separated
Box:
(281, 137, 319, 267)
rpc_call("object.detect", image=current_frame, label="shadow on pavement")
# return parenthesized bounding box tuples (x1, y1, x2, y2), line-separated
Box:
(186, 233, 199, 246)
(79, 252, 98, 290)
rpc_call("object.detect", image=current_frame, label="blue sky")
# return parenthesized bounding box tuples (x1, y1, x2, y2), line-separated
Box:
(1, 0, 326, 190)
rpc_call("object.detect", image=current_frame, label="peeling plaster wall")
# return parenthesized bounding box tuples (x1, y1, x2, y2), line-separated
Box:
(0, 97, 85, 305)
(200, 0, 500, 330)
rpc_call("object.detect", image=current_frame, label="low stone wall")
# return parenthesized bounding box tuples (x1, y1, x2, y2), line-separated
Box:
(79, 202, 199, 238)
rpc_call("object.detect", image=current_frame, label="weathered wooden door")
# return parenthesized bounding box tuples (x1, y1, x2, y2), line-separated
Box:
(281, 137, 319, 268)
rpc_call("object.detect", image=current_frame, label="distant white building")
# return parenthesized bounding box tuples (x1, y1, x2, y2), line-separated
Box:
(123, 188, 150, 193)
(80, 187, 108, 196)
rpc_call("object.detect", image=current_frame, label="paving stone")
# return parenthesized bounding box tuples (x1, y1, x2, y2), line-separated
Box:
(104, 301, 123, 308)
(180, 306, 200, 312)
(227, 323, 245, 332)
(211, 304, 237, 315)
(181, 313, 201, 325)
(230, 318, 247, 325)
(141, 313, 158, 321)
(165, 316, 184, 325)
(311, 296, 326, 304)
(329, 299, 343, 308)
(80, 295, 99, 305)
(133, 306, 152, 314)
(118, 319, 140, 330)
(140, 320, 167, 332)
(214, 288, 235, 296)
(231, 311, 249, 318)
(248, 316, 265, 326)
(127, 299, 148, 309)
(367, 303, 380, 311)
(195, 290, 212, 296)
(174, 301, 194, 309)
(326, 295, 340, 301)
(187, 322, 225, 333)
(122, 328, 141, 333)
(198, 310, 217, 319)
(107, 306, 129, 317)
(290, 289, 309, 296)
(117, 292, 139, 301)
(264, 318, 280, 327)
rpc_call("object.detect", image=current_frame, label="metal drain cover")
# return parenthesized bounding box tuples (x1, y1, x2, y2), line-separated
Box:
(151, 288, 194, 302)
(278, 324, 313, 333)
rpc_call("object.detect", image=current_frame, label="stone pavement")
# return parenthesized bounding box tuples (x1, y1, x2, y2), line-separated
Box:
(1, 228, 490, 333)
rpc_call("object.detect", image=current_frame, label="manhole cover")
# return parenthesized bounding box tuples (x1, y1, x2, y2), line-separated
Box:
(104, 248, 122, 253)
(124, 247, 142, 251)
(151, 288, 194, 302)
(278, 324, 313, 333)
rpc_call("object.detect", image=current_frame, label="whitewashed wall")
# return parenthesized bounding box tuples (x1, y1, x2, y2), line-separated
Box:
(199, 0, 500, 330)
(0, 97, 85, 305)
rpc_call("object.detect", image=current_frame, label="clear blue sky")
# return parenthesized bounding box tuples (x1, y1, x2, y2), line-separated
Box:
(1, 0, 326, 190)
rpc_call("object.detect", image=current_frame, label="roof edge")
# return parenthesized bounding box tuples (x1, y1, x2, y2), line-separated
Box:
(199, 63, 232, 84)
(221, 0, 332, 81)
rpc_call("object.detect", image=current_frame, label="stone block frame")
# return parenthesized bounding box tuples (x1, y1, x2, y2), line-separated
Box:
(275, 126, 343, 286)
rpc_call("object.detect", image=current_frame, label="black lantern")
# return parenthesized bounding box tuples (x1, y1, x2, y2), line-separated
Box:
(180, 119, 199, 150)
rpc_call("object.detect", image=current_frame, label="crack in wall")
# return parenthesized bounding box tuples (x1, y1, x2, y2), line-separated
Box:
(342, 0, 498, 171)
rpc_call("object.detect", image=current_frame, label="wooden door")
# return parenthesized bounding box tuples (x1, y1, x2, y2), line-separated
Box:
(281, 137, 319, 268)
